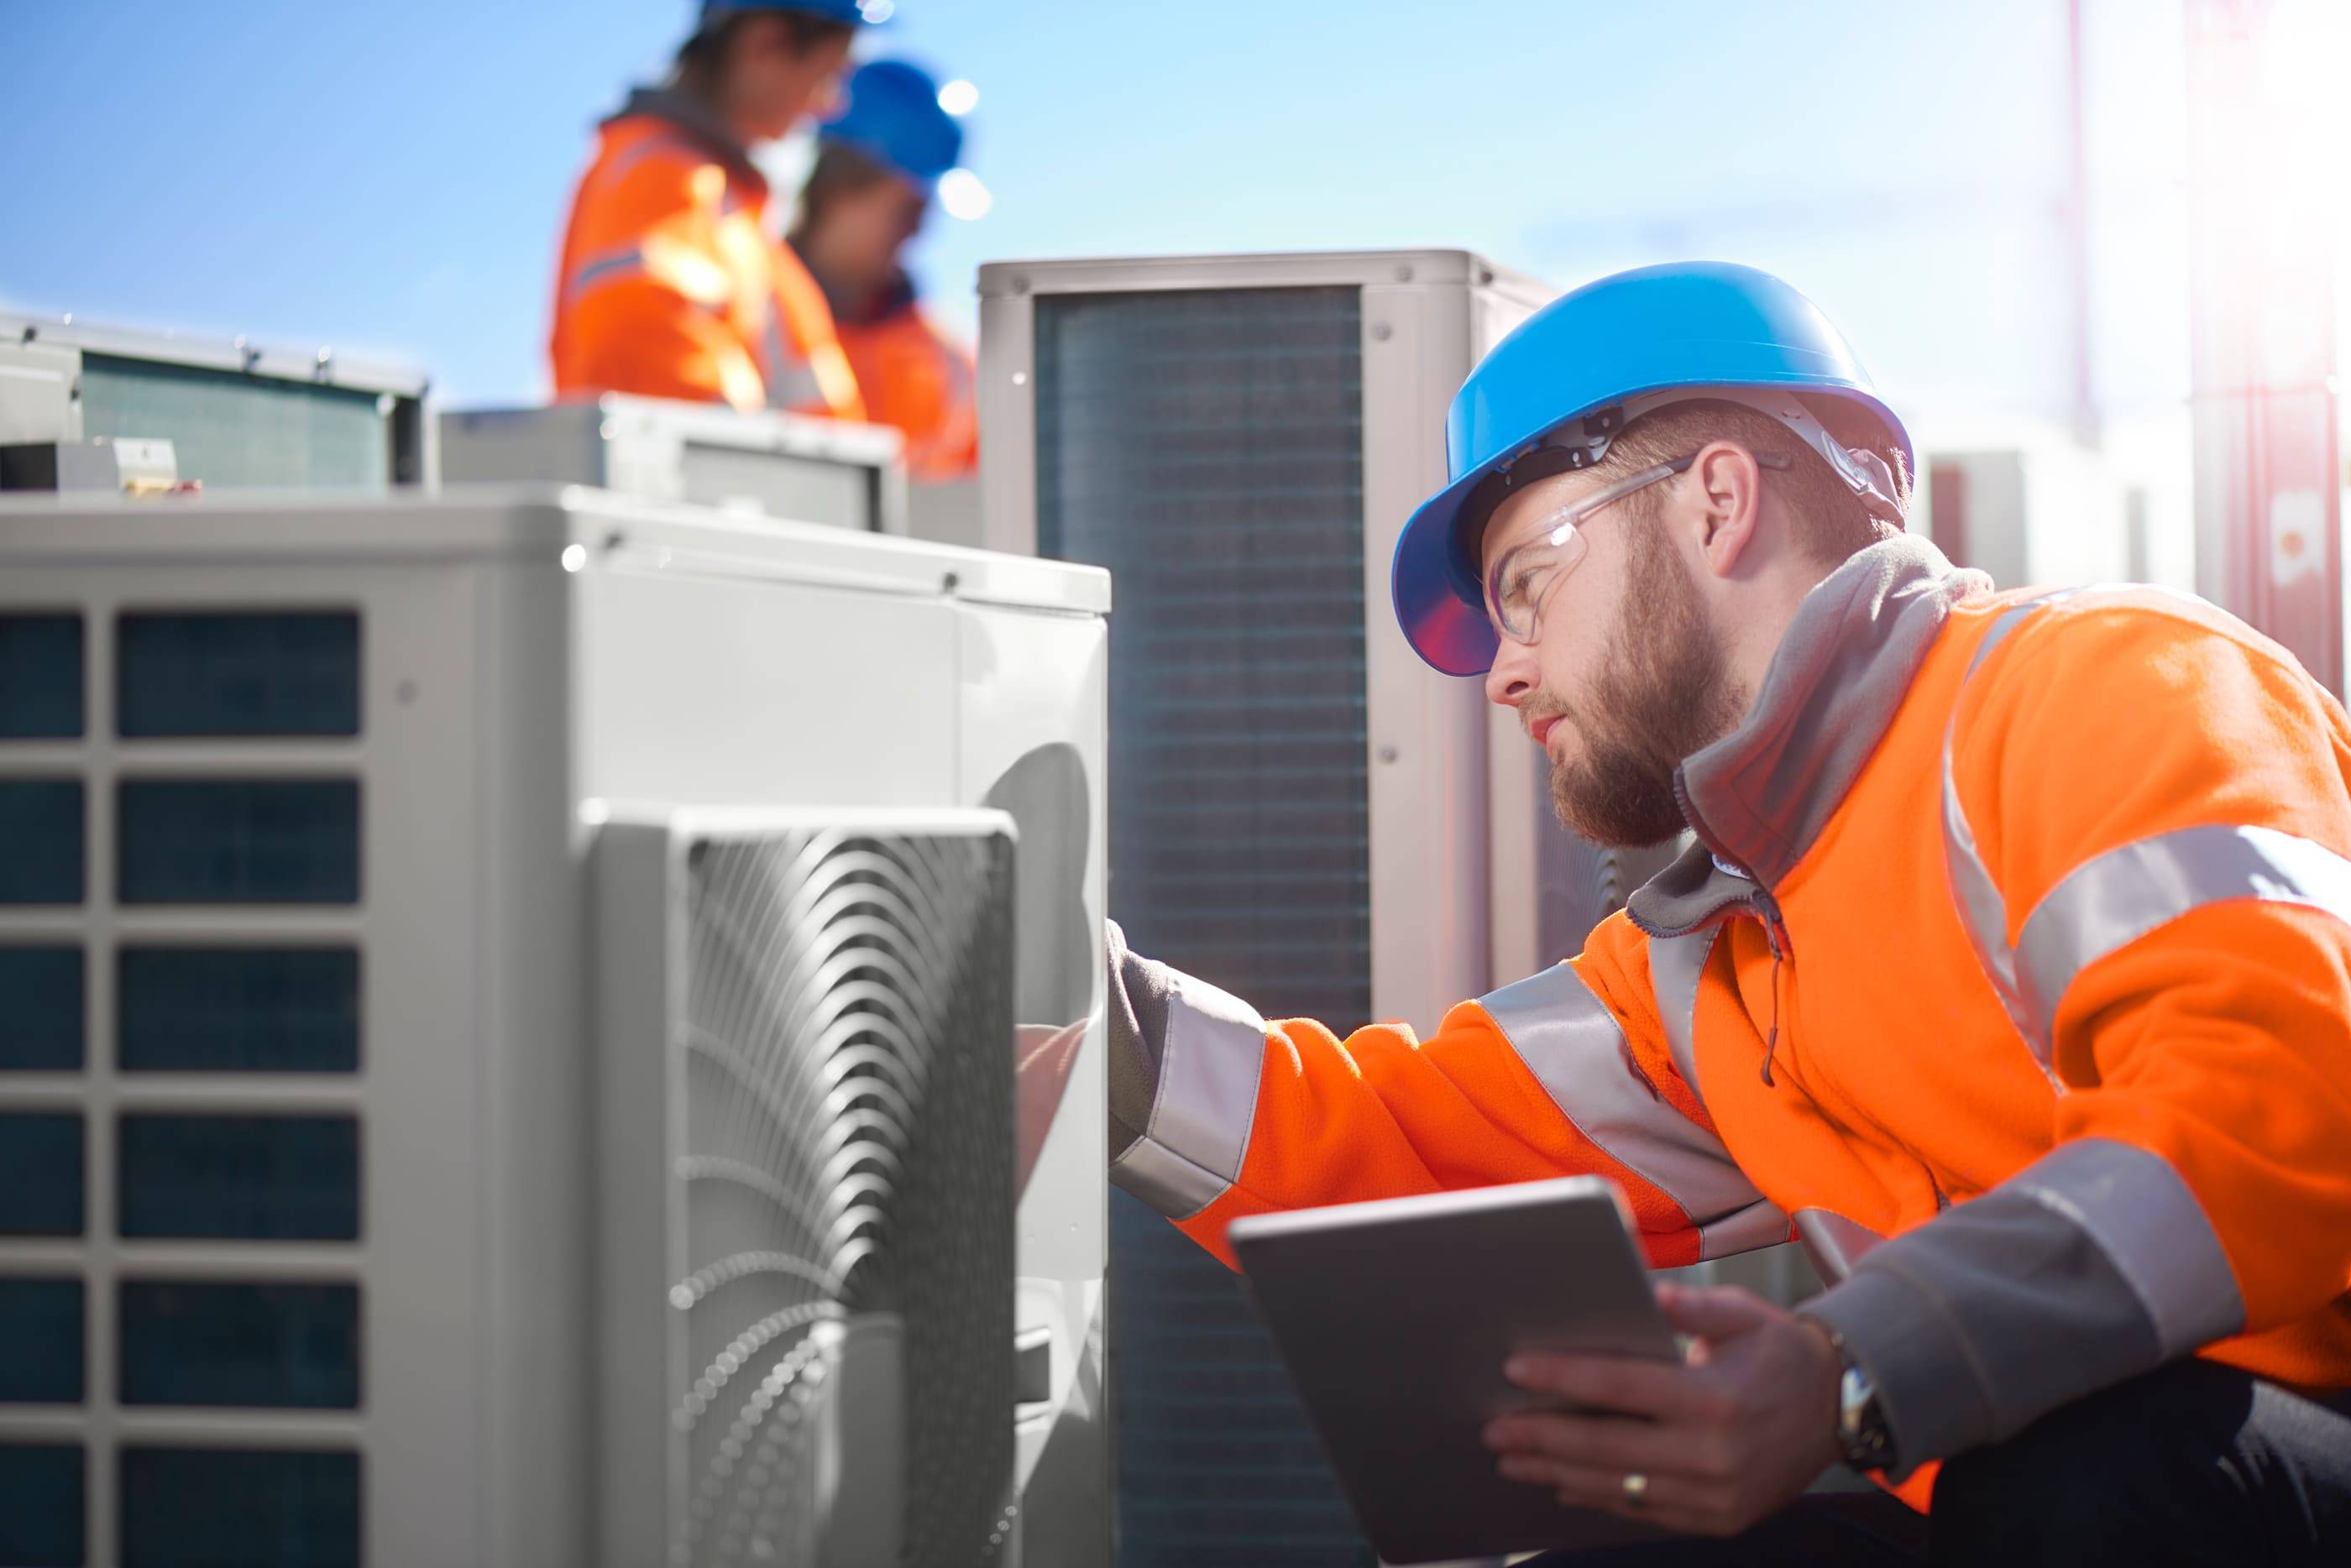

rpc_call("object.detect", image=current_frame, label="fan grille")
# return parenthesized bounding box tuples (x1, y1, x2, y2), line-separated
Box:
(673, 828, 1015, 1568)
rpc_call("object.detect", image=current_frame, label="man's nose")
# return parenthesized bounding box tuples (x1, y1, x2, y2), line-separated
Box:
(1484, 638, 1537, 709)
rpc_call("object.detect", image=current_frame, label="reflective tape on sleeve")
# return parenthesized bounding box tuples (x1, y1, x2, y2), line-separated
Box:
(2015, 823, 2351, 1036)
(1107, 970, 1268, 1220)
(1480, 963, 1774, 1252)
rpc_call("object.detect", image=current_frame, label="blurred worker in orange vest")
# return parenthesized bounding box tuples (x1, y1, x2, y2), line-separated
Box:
(789, 59, 982, 481)
(548, 1, 879, 419)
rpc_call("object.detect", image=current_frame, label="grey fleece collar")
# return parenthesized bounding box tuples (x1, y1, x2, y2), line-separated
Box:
(606, 86, 761, 180)
(1668, 536, 1992, 891)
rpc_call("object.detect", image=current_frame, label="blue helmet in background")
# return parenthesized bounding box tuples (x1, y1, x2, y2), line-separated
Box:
(699, 0, 896, 27)
(1390, 261, 1914, 677)
(820, 58, 966, 188)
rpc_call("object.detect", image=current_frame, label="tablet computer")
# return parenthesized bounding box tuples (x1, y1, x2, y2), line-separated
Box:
(1227, 1175, 1679, 1565)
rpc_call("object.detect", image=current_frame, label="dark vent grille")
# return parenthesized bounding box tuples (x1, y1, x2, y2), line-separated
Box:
(1036, 286, 1370, 1564)
(120, 1446, 360, 1568)
(673, 828, 1015, 1568)
(117, 611, 360, 738)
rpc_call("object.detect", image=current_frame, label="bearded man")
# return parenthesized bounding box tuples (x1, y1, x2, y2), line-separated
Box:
(1102, 262, 2351, 1564)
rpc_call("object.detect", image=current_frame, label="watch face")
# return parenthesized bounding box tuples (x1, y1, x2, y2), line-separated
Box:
(1838, 1365, 1894, 1470)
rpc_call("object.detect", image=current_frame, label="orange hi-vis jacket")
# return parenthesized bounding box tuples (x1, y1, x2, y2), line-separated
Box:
(1105, 537, 2351, 1497)
(830, 271, 979, 483)
(550, 90, 865, 421)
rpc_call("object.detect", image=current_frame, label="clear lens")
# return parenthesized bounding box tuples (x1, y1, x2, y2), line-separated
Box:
(1486, 529, 1586, 644)
(1479, 457, 1693, 646)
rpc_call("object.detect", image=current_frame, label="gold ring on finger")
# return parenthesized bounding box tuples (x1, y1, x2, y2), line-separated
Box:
(1621, 1471, 1650, 1506)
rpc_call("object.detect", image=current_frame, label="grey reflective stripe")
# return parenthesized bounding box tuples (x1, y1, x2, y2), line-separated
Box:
(2016, 823, 2351, 1034)
(1106, 971, 1267, 1220)
(564, 244, 647, 304)
(1943, 591, 2351, 1087)
(2013, 1137, 2244, 1356)
(1480, 964, 1772, 1249)
(1804, 1137, 2245, 1469)
(1647, 928, 1719, 1101)
(762, 315, 826, 410)
(1940, 592, 2078, 1088)
(601, 133, 703, 188)
(1697, 1200, 1793, 1260)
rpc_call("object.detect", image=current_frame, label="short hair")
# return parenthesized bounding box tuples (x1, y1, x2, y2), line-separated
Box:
(1590, 397, 1908, 564)
(674, 9, 856, 90)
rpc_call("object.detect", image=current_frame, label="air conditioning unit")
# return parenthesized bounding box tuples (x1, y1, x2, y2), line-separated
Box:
(975, 248, 1673, 1564)
(0, 312, 432, 493)
(440, 395, 908, 536)
(0, 486, 1108, 1568)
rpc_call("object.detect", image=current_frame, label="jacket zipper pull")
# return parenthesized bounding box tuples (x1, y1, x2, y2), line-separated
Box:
(1757, 913, 1788, 1087)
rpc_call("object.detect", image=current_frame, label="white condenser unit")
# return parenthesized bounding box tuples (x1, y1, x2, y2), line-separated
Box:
(0, 487, 1109, 1568)
(0, 311, 432, 494)
(439, 395, 908, 536)
(975, 249, 1672, 1565)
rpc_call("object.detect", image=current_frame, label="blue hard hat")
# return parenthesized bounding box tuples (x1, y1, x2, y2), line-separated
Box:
(819, 58, 965, 187)
(1390, 260, 1914, 677)
(699, 0, 895, 27)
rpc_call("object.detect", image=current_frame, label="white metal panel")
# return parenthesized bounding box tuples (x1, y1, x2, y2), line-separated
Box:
(953, 598, 1111, 1561)
(977, 248, 1543, 301)
(572, 565, 962, 809)
(0, 311, 429, 400)
(1358, 281, 1490, 1032)
(440, 398, 909, 536)
(975, 288, 1039, 558)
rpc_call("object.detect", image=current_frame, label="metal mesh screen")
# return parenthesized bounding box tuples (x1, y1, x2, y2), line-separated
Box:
(1035, 286, 1372, 1565)
(79, 355, 395, 491)
(673, 828, 1016, 1568)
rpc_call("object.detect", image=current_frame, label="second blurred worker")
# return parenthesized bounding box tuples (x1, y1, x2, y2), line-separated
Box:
(791, 59, 982, 481)
(549, 1, 879, 417)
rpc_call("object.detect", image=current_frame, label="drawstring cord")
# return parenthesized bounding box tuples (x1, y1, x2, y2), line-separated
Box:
(1758, 919, 1788, 1087)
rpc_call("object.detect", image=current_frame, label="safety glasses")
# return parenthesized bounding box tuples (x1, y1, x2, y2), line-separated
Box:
(1481, 450, 1791, 646)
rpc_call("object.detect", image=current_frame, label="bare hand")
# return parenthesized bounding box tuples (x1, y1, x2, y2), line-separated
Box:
(1482, 1284, 1844, 1538)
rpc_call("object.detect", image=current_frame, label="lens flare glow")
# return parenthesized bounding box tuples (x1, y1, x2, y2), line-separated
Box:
(937, 79, 980, 117)
(938, 169, 992, 222)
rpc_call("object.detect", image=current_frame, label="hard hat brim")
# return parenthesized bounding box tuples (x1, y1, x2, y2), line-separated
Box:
(1393, 473, 1505, 677)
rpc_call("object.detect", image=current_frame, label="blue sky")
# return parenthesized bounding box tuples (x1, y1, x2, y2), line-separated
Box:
(0, 0, 2327, 436)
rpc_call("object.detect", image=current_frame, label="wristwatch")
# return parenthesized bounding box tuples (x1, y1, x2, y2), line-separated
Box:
(1813, 1321, 1898, 1473)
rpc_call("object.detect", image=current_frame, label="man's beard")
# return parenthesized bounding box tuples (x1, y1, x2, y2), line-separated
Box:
(1540, 529, 1747, 848)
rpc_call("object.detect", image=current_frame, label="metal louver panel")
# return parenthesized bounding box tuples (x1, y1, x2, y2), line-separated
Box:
(1034, 287, 1370, 1565)
(671, 827, 1016, 1568)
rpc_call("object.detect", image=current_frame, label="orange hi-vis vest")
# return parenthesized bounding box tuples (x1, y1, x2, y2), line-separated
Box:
(829, 273, 978, 483)
(550, 91, 865, 421)
(1106, 537, 2351, 1502)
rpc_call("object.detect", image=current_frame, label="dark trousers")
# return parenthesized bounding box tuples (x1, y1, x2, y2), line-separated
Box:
(1525, 1360, 2351, 1567)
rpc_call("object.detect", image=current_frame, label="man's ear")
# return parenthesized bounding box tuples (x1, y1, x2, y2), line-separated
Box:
(1689, 441, 1766, 580)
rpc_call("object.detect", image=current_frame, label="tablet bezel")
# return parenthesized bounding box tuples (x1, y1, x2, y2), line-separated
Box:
(1227, 1175, 1681, 1564)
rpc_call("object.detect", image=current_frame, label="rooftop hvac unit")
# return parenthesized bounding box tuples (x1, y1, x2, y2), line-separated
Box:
(1914, 435, 2141, 592)
(440, 395, 908, 536)
(0, 312, 432, 493)
(0, 487, 1109, 1568)
(977, 249, 1671, 1565)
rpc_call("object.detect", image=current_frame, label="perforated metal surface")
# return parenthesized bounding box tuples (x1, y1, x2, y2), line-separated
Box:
(673, 829, 1016, 1568)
